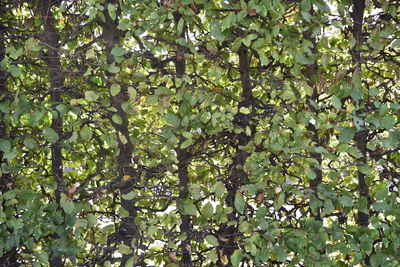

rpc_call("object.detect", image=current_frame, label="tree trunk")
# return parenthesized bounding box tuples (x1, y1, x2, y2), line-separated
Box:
(39, 0, 65, 266)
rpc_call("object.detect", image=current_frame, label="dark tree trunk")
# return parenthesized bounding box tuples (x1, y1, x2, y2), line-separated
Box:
(217, 45, 254, 266)
(351, 0, 370, 264)
(174, 12, 193, 267)
(351, 0, 370, 227)
(39, 0, 65, 266)
(0, 5, 18, 266)
(99, 1, 139, 264)
(303, 7, 323, 220)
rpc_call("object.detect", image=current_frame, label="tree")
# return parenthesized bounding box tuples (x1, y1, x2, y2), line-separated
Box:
(0, 0, 399, 266)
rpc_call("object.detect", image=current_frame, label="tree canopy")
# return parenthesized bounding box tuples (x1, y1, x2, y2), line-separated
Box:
(0, 0, 399, 266)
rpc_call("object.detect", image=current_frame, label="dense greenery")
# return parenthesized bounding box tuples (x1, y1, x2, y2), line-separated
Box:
(0, 0, 399, 266)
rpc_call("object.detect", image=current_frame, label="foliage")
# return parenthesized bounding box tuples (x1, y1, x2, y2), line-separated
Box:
(0, 0, 399, 266)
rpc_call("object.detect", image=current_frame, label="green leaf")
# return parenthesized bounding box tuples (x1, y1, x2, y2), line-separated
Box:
(111, 47, 127, 57)
(331, 96, 342, 110)
(165, 112, 180, 127)
(201, 202, 214, 218)
(0, 139, 11, 153)
(60, 194, 75, 214)
(381, 115, 396, 130)
(390, 39, 400, 48)
(108, 4, 117, 20)
(34, 252, 49, 265)
(274, 191, 285, 210)
(242, 34, 258, 47)
(177, 18, 184, 35)
(43, 128, 59, 143)
(118, 244, 132, 255)
(110, 84, 121, 96)
(80, 125, 92, 141)
(108, 63, 120, 73)
(234, 192, 245, 214)
(182, 200, 197, 215)
(85, 91, 99, 102)
(205, 235, 219, 246)
(180, 139, 193, 149)
(305, 167, 316, 180)
(122, 191, 137, 200)
(375, 182, 388, 201)
(339, 127, 356, 143)
(231, 250, 243, 267)
(112, 114, 123, 125)
(9, 65, 21, 77)
(339, 196, 353, 207)
(23, 137, 37, 149)
(213, 182, 226, 197)
(210, 21, 224, 42)
(87, 214, 97, 226)
(353, 116, 364, 130)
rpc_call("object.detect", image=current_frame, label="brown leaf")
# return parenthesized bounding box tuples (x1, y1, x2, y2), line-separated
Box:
(67, 187, 76, 197)
(256, 192, 265, 203)
(168, 251, 178, 263)
(218, 235, 229, 243)
(248, 9, 257, 16)
(163, 0, 174, 8)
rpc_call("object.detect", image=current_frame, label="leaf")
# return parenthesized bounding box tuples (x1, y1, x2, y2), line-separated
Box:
(353, 116, 364, 130)
(118, 244, 132, 255)
(182, 200, 197, 215)
(112, 114, 123, 125)
(0, 139, 11, 153)
(381, 115, 396, 130)
(23, 137, 37, 149)
(331, 96, 342, 110)
(108, 4, 117, 20)
(201, 202, 214, 218)
(234, 192, 245, 214)
(9, 65, 21, 77)
(108, 63, 120, 73)
(213, 181, 226, 197)
(60, 194, 75, 214)
(177, 18, 184, 35)
(110, 84, 121, 96)
(231, 250, 243, 267)
(80, 125, 92, 141)
(43, 128, 59, 143)
(87, 214, 97, 226)
(210, 21, 224, 42)
(165, 112, 180, 127)
(375, 182, 388, 201)
(122, 191, 137, 200)
(274, 192, 285, 210)
(339, 196, 353, 207)
(339, 127, 356, 143)
(205, 235, 219, 246)
(390, 39, 400, 48)
(180, 139, 192, 149)
(85, 91, 99, 102)
(111, 47, 127, 57)
(305, 167, 316, 180)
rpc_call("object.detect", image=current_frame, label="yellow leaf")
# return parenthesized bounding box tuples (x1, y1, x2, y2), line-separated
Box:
(221, 255, 229, 265)
(346, 103, 355, 113)
(122, 175, 131, 182)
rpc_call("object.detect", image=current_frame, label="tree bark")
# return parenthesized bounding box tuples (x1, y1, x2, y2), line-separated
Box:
(174, 12, 192, 267)
(351, 0, 370, 264)
(351, 0, 370, 228)
(217, 45, 254, 266)
(99, 1, 139, 264)
(0, 5, 18, 266)
(39, 0, 65, 266)
(303, 7, 323, 220)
